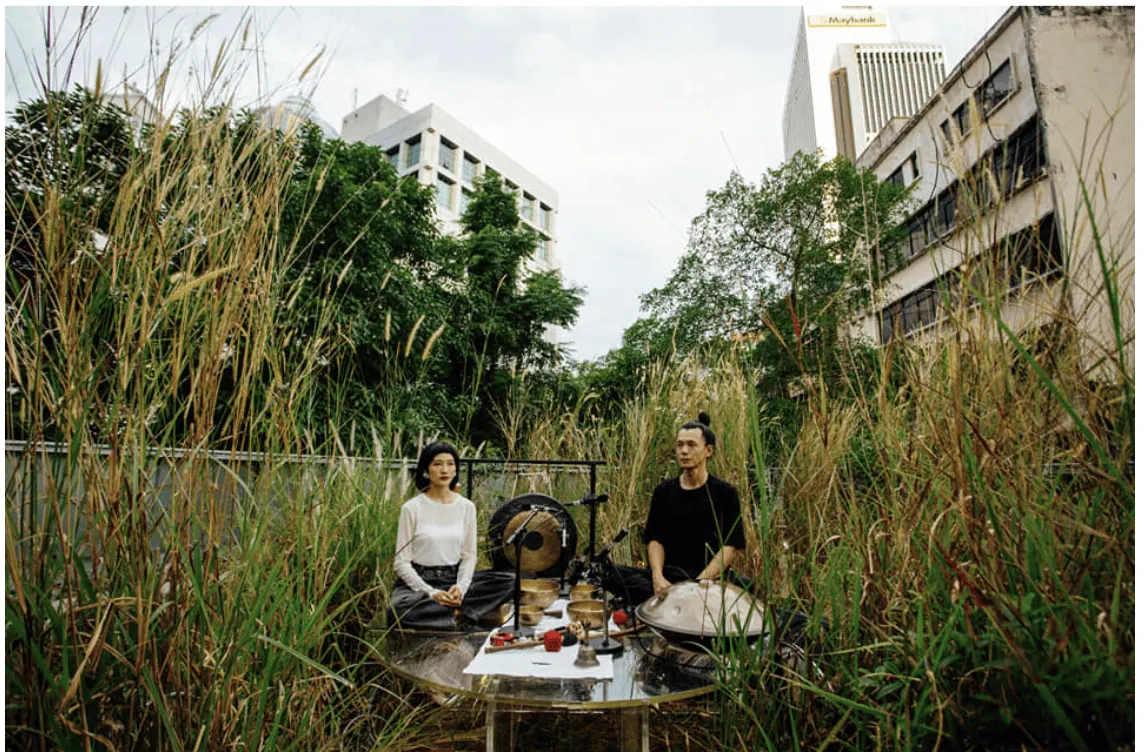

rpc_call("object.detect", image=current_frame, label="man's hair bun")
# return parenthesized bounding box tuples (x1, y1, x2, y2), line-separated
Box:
(681, 413, 717, 448)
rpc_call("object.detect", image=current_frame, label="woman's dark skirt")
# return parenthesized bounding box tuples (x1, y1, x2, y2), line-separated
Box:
(388, 563, 516, 631)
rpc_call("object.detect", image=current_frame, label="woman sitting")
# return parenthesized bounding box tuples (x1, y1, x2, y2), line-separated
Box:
(389, 442, 515, 630)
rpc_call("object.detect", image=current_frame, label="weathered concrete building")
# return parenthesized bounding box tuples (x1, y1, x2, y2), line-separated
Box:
(854, 6, 1134, 373)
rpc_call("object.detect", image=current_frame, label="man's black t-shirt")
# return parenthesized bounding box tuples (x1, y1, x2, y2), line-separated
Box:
(642, 475, 746, 578)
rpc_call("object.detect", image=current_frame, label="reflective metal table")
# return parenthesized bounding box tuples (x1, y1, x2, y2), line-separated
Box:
(374, 628, 717, 752)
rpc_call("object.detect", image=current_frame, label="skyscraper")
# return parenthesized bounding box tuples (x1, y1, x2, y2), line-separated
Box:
(782, 6, 945, 162)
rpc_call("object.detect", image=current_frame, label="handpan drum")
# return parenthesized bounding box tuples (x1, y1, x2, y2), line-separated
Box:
(487, 493, 578, 579)
(635, 580, 766, 647)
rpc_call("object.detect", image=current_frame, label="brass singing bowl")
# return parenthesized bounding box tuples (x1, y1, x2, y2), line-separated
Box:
(567, 599, 606, 630)
(569, 583, 600, 601)
(517, 604, 544, 626)
(518, 579, 559, 608)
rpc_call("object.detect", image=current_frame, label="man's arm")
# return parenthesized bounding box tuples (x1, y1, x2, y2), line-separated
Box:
(648, 540, 670, 596)
(697, 545, 739, 581)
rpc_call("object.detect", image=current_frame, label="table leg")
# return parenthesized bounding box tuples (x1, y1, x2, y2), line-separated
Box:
(619, 705, 650, 752)
(485, 698, 516, 751)
(485, 699, 496, 752)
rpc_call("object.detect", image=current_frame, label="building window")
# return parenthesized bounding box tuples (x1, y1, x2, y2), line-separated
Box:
(907, 215, 929, 258)
(978, 58, 1015, 114)
(535, 235, 548, 263)
(405, 136, 421, 169)
(521, 193, 534, 222)
(886, 167, 905, 188)
(436, 174, 454, 211)
(504, 180, 518, 196)
(385, 146, 400, 169)
(486, 167, 500, 184)
(462, 154, 478, 185)
(1006, 213, 1062, 290)
(939, 119, 953, 145)
(933, 189, 957, 237)
(952, 100, 971, 138)
(908, 152, 920, 181)
(439, 138, 456, 173)
(459, 188, 472, 216)
(992, 117, 1045, 197)
(540, 204, 552, 232)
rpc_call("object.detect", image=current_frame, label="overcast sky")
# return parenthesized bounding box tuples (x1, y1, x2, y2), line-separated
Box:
(5, 4, 1008, 360)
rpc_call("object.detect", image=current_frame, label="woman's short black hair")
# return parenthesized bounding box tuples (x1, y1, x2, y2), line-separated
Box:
(680, 412, 716, 448)
(414, 442, 461, 492)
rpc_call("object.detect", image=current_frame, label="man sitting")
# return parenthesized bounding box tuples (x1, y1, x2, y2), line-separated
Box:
(602, 412, 748, 606)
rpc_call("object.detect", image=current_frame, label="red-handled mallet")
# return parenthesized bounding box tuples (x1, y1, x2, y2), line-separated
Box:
(543, 630, 563, 652)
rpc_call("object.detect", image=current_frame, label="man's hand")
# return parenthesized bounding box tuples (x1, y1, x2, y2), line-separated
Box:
(652, 571, 671, 597)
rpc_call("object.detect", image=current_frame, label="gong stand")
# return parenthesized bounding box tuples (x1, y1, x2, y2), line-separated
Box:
(505, 508, 544, 638)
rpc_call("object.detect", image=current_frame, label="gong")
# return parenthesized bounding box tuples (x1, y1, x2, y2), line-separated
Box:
(487, 493, 578, 579)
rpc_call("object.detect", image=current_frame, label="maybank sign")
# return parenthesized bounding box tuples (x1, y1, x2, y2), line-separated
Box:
(807, 13, 888, 28)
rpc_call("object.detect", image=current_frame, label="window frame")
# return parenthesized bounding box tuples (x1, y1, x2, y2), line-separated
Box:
(404, 135, 422, 169)
(435, 173, 454, 211)
(438, 137, 457, 173)
(462, 153, 479, 185)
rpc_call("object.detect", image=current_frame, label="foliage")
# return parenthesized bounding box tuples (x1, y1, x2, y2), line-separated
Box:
(434, 171, 585, 447)
(589, 152, 911, 421)
(276, 121, 452, 445)
(5, 85, 136, 284)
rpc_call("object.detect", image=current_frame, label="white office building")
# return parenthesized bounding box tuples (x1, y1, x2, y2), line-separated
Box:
(827, 42, 946, 161)
(341, 93, 559, 279)
(854, 6, 1134, 373)
(782, 6, 946, 163)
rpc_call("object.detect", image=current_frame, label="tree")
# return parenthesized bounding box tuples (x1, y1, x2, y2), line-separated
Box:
(5, 85, 135, 283)
(276, 122, 453, 445)
(642, 152, 911, 398)
(434, 172, 584, 446)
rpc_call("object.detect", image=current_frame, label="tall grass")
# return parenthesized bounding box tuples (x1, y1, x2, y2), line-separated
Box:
(3, 11, 461, 750)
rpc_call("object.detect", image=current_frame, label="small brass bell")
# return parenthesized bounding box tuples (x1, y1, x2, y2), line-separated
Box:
(574, 641, 599, 668)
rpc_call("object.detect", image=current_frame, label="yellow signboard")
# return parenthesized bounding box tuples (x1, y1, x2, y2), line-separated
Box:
(807, 13, 888, 28)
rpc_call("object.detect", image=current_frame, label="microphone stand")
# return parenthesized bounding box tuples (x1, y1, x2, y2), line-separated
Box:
(506, 508, 541, 638)
(588, 529, 628, 655)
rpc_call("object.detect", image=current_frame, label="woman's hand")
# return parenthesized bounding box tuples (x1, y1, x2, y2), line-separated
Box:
(432, 587, 463, 608)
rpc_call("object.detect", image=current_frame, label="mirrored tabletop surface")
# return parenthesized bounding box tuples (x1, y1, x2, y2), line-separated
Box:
(373, 628, 718, 709)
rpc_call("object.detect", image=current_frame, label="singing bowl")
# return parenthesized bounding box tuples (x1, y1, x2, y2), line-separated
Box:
(516, 605, 545, 626)
(569, 583, 600, 601)
(518, 579, 559, 608)
(567, 599, 606, 629)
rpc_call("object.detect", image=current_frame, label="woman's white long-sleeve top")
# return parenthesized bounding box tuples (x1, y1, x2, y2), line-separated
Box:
(393, 493, 478, 597)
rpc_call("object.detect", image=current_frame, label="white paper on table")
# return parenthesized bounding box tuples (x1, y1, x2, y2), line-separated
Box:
(462, 598, 618, 681)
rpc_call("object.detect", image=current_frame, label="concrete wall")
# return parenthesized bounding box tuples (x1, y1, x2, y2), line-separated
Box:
(341, 93, 414, 142)
(1024, 6, 1136, 373)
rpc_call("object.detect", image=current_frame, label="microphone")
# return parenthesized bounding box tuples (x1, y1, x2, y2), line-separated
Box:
(594, 528, 629, 561)
(504, 508, 541, 547)
(566, 493, 609, 508)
